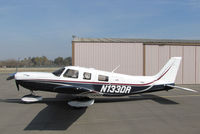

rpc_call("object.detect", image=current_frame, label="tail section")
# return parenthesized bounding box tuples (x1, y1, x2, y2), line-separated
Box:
(154, 57, 182, 84)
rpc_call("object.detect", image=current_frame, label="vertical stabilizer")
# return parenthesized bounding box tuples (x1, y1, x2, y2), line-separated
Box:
(154, 57, 182, 84)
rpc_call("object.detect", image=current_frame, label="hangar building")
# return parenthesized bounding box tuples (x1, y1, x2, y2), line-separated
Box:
(72, 38, 200, 84)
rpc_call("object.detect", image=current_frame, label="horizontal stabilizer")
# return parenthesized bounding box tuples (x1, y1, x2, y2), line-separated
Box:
(166, 85, 198, 92)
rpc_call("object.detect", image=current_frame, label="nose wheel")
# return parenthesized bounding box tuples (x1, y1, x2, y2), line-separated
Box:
(21, 91, 43, 103)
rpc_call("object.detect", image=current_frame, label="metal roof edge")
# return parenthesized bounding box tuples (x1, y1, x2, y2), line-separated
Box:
(72, 37, 200, 44)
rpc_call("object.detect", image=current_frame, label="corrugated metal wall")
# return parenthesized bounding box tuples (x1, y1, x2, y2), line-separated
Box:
(145, 45, 200, 84)
(73, 42, 200, 84)
(74, 43, 143, 75)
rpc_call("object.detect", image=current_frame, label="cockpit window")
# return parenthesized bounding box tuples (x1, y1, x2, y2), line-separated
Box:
(52, 68, 65, 76)
(63, 69, 79, 78)
(98, 75, 109, 81)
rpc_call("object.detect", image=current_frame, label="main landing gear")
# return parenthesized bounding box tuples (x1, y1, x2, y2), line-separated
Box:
(68, 98, 95, 108)
(21, 91, 43, 103)
(21, 91, 94, 108)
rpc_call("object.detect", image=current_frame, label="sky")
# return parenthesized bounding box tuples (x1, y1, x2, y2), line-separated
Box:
(0, 0, 200, 60)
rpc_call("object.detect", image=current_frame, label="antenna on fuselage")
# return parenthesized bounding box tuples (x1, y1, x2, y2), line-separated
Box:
(112, 65, 120, 73)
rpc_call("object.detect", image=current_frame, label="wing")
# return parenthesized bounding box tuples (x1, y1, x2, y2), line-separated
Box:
(53, 85, 103, 98)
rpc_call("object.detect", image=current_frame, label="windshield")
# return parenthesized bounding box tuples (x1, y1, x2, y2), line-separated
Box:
(52, 67, 65, 76)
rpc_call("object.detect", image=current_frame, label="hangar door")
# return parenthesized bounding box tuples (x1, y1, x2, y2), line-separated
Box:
(145, 45, 200, 84)
(73, 42, 144, 75)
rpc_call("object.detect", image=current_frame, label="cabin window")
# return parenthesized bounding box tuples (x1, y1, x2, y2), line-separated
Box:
(98, 75, 109, 81)
(63, 69, 79, 78)
(83, 72, 91, 80)
(52, 67, 65, 76)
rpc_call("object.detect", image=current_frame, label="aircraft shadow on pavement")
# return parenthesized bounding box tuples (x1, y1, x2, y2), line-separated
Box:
(24, 102, 86, 130)
(0, 93, 178, 131)
(24, 94, 86, 131)
(0, 94, 86, 131)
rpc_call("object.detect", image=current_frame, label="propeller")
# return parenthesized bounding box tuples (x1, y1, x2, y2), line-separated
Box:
(7, 58, 20, 91)
(7, 73, 20, 91)
(6, 73, 16, 80)
(15, 80, 20, 91)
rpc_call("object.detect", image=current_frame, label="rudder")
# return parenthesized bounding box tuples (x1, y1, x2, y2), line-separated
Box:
(154, 57, 182, 84)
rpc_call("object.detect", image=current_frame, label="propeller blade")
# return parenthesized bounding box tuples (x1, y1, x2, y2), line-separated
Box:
(6, 73, 16, 80)
(15, 80, 20, 91)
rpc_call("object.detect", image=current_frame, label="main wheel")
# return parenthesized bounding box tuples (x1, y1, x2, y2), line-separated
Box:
(68, 98, 95, 108)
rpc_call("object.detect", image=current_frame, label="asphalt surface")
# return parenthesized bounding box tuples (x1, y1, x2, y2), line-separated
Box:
(0, 73, 200, 134)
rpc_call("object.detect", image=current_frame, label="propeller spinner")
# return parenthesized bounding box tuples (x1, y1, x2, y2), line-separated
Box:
(6, 73, 16, 80)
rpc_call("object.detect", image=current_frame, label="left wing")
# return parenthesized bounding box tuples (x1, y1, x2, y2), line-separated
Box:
(53, 85, 102, 97)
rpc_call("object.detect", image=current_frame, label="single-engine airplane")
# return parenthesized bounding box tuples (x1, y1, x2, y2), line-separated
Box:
(7, 57, 197, 107)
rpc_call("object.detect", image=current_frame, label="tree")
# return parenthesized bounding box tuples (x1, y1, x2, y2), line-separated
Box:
(54, 57, 64, 66)
(0, 56, 72, 67)
(0, 59, 18, 67)
(64, 57, 72, 66)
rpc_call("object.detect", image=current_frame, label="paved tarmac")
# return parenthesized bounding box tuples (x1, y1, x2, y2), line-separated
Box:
(0, 73, 200, 134)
